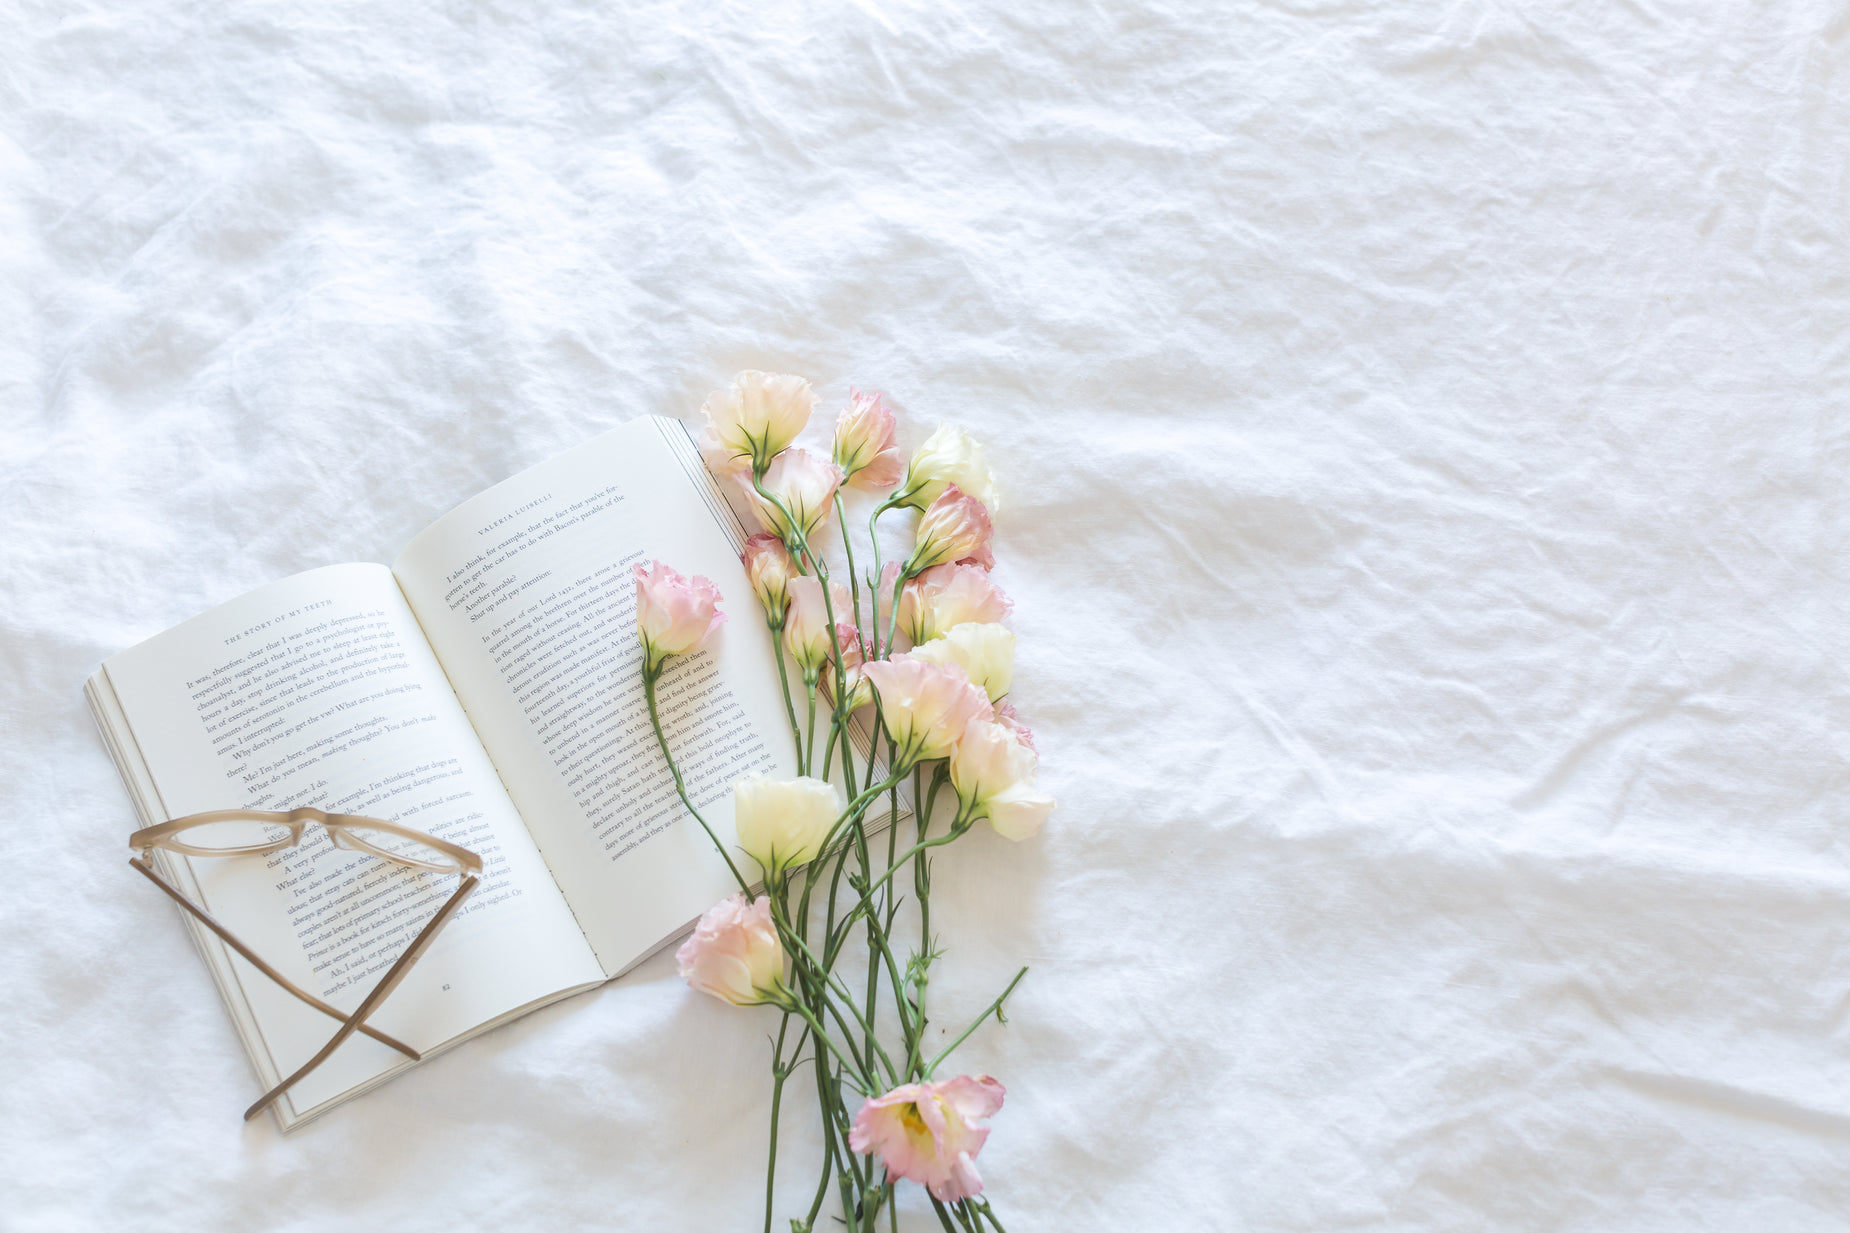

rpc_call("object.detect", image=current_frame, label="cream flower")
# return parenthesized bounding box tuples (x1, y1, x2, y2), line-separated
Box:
(897, 423, 999, 512)
(674, 894, 787, 1007)
(734, 775, 843, 874)
(907, 622, 1014, 703)
(849, 1075, 1007, 1202)
(951, 719, 1053, 840)
(701, 370, 814, 472)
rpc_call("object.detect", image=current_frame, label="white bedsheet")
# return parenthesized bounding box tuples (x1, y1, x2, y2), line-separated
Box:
(4, 0, 1847, 1228)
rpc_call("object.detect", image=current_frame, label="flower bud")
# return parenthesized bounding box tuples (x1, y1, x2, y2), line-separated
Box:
(741, 533, 797, 627)
(833, 389, 905, 491)
(906, 485, 995, 573)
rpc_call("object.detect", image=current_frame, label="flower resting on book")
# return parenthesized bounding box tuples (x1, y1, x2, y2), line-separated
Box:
(733, 775, 842, 877)
(633, 561, 724, 675)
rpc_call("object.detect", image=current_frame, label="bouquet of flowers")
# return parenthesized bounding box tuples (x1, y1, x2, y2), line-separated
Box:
(631, 372, 1052, 1232)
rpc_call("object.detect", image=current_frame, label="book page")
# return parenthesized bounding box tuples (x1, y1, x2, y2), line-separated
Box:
(392, 418, 798, 974)
(100, 563, 604, 1121)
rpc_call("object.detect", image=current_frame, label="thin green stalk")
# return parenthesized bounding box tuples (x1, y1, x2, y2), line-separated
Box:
(765, 1012, 792, 1233)
(770, 621, 805, 762)
(835, 491, 864, 632)
(643, 670, 750, 896)
(804, 678, 818, 775)
(925, 967, 1028, 1078)
(829, 826, 970, 955)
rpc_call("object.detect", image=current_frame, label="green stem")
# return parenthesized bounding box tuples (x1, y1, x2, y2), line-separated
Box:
(643, 670, 750, 896)
(836, 491, 864, 632)
(925, 967, 1028, 1078)
(804, 677, 818, 776)
(769, 619, 805, 763)
(765, 1013, 791, 1233)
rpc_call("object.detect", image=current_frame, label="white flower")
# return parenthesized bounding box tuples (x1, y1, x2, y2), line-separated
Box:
(906, 622, 1014, 703)
(898, 423, 999, 512)
(734, 775, 843, 874)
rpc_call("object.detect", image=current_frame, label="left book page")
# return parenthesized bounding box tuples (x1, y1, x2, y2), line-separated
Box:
(89, 563, 604, 1129)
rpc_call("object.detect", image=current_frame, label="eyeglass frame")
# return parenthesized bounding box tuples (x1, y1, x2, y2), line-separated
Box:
(129, 806, 483, 1123)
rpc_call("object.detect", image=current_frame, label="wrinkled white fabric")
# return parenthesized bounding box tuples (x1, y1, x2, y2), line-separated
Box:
(3, 0, 1847, 1229)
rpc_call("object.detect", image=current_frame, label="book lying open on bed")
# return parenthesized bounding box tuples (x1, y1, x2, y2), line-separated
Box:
(86, 416, 836, 1131)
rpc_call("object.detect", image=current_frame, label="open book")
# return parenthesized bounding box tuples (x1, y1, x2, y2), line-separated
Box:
(87, 417, 825, 1130)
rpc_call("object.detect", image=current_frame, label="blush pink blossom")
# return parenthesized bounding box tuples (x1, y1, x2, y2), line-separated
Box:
(898, 563, 1012, 647)
(951, 719, 1053, 840)
(860, 655, 993, 770)
(832, 388, 906, 491)
(742, 448, 845, 542)
(905, 484, 995, 572)
(674, 894, 788, 1007)
(634, 560, 725, 674)
(849, 1075, 1006, 1203)
(993, 701, 1037, 755)
(741, 533, 797, 626)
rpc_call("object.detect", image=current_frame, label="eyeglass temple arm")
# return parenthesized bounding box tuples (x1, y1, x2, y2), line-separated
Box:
(244, 873, 480, 1124)
(128, 857, 422, 1063)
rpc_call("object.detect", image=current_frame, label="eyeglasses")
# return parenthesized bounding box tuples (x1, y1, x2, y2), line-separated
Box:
(129, 806, 482, 1123)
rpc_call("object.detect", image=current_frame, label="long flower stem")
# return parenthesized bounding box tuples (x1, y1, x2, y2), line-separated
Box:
(643, 670, 750, 896)
(765, 1013, 792, 1233)
(925, 967, 1028, 1078)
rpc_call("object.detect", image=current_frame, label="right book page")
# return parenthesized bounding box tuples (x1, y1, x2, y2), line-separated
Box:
(393, 417, 798, 975)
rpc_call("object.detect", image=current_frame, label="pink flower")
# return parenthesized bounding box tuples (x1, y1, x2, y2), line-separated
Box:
(860, 655, 993, 770)
(906, 484, 995, 573)
(741, 533, 797, 626)
(951, 719, 1053, 840)
(701, 370, 814, 472)
(674, 894, 788, 1007)
(849, 1075, 1006, 1202)
(898, 563, 1012, 647)
(634, 560, 725, 674)
(741, 448, 845, 543)
(832, 388, 905, 491)
(824, 623, 874, 712)
(993, 702, 1037, 756)
(784, 575, 855, 674)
